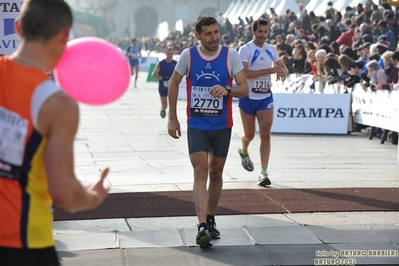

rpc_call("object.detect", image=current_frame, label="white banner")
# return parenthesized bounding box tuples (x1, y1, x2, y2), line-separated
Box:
(0, 1, 22, 55)
(351, 85, 399, 132)
(178, 75, 351, 134)
(139, 56, 158, 71)
(271, 93, 351, 134)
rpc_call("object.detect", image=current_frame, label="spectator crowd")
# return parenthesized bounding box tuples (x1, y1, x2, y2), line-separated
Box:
(107, 0, 399, 143)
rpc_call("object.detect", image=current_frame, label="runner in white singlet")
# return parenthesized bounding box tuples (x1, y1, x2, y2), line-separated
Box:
(237, 17, 289, 187)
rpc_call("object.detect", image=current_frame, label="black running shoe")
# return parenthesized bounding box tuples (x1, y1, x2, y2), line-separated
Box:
(207, 219, 221, 239)
(196, 225, 212, 246)
(200, 242, 213, 249)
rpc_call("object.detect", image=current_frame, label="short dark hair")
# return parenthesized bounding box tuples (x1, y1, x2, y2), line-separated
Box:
(350, 23, 358, 29)
(252, 17, 268, 32)
(19, 0, 72, 42)
(378, 20, 388, 28)
(195, 15, 218, 34)
(362, 34, 373, 43)
(306, 42, 316, 50)
(392, 51, 399, 61)
(369, 54, 380, 62)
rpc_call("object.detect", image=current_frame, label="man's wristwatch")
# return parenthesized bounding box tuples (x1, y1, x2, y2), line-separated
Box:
(224, 85, 232, 96)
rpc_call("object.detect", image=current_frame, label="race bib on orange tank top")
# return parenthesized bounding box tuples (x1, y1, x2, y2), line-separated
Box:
(0, 107, 28, 180)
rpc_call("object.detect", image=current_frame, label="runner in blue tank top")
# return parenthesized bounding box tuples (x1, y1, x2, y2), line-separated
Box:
(125, 38, 141, 88)
(151, 48, 177, 118)
(167, 15, 248, 248)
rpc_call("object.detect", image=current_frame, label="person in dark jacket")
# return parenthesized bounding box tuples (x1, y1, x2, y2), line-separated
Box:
(342, 46, 359, 60)
(353, 23, 372, 49)
(326, 19, 342, 43)
(386, 13, 399, 44)
(377, 20, 396, 51)
(300, 9, 312, 34)
(330, 41, 340, 55)
(324, 53, 343, 84)
(292, 44, 307, 73)
(343, 63, 362, 90)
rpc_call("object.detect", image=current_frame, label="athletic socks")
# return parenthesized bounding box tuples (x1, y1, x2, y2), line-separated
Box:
(262, 167, 267, 173)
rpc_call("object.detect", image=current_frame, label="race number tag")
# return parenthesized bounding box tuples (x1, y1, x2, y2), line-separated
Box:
(190, 86, 223, 116)
(0, 106, 28, 180)
(251, 75, 271, 93)
(163, 80, 170, 88)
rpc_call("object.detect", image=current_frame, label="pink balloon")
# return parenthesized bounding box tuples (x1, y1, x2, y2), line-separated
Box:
(55, 37, 130, 105)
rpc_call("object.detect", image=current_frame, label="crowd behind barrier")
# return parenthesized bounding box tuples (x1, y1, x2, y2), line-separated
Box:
(175, 73, 387, 135)
(268, 74, 399, 135)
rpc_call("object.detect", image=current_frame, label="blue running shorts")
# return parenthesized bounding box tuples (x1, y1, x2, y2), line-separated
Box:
(129, 59, 139, 66)
(159, 86, 168, 97)
(238, 95, 274, 115)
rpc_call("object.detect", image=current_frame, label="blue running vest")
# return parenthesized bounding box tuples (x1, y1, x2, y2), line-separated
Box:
(158, 59, 176, 90)
(186, 46, 233, 130)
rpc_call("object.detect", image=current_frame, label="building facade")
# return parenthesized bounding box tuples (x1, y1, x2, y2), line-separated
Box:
(66, 0, 231, 39)
(68, 0, 307, 39)
(114, 0, 231, 38)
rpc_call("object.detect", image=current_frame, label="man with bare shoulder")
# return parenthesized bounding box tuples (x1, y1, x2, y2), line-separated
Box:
(0, 1, 109, 265)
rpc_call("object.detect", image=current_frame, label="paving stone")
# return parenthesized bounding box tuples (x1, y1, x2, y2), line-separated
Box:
(369, 224, 399, 244)
(306, 225, 391, 244)
(118, 230, 184, 248)
(55, 232, 116, 251)
(246, 225, 322, 245)
(58, 249, 123, 266)
(53, 218, 129, 233)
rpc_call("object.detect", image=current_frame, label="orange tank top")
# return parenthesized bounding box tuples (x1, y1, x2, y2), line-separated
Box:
(0, 56, 60, 248)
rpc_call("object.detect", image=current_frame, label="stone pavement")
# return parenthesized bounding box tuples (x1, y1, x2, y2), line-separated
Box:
(54, 74, 399, 265)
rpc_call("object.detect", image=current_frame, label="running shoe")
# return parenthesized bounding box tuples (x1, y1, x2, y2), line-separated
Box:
(207, 218, 221, 239)
(200, 241, 213, 249)
(160, 110, 166, 118)
(238, 148, 254, 172)
(258, 172, 271, 186)
(361, 127, 371, 134)
(196, 225, 212, 246)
